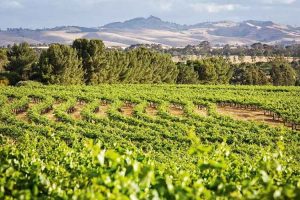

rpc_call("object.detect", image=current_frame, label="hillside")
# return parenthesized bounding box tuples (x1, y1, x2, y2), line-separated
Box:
(1, 16, 300, 47)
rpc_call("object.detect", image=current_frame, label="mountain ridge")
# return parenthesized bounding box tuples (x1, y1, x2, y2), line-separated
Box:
(1, 16, 300, 47)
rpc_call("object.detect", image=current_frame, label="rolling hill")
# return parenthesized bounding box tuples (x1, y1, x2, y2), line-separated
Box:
(1, 16, 299, 47)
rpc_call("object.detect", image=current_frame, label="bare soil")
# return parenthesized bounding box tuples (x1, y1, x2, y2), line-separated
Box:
(194, 107, 208, 117)
(95, 104, 109, 117)
(120, 105, 134, 117)
(15, 102, 39, 122)
(145, 106, 158, 116)
(217, 106, 284, 127)
(15, 112, 29, 122)
(169, 106, 184, 117)
(70, 103, 86, 120)
(43, 102, 61, 121)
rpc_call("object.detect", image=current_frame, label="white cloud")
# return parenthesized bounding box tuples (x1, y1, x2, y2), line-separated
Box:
(262, 0, 296, 4)
(149, 0, 175, 11)
(0, 0, 23, 9)
(190, 3, 242, 13)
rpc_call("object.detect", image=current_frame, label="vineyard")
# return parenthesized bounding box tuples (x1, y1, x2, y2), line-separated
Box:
(0, 84, 300, 199)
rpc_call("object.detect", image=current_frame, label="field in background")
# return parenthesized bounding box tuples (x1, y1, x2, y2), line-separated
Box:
(172, 55, 299, 63)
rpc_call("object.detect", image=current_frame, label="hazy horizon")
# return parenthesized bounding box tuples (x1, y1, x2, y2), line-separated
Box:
(0, 0, 299, 29)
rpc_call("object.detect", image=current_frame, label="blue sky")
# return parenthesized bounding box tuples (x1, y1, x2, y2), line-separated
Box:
(0, 0, 299, 29)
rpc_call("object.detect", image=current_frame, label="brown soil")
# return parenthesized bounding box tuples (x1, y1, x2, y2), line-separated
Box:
(15, 103, 36, 122)
(194, 107, 208, 117)
(70, 103, 86, 120)
(120, 105, 134, 117)
(43, 102, 61, 121)
(44, 110, 56, 121)
(217, 106, 284, 127)
(7, 98, 15, 103)
(15, 112, 29, 122)
(169, 106, 184, 117)
(95, 104, 109, 118)
(145, 106, 158, 116)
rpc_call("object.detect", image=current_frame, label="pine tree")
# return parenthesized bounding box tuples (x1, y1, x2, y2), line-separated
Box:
(6, 43, 38, 81)
(270, 58, 296, 86)
(73, 39, 106, 84)
(176, 63, 199, 84)
(36, 44, 84, 85)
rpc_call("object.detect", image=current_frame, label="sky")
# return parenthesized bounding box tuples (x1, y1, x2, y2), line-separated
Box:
(0, 0, 299, 29)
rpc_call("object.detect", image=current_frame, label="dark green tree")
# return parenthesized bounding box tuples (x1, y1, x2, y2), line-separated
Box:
(190, 57, 232, 84)
(270, 58, 296, 86)
(231, 63, 269, 85)
(6, 43, 38, 80)
(36, 44, 84, 85)
(72, 39, 106, 84)
(176, 63, 199, 84)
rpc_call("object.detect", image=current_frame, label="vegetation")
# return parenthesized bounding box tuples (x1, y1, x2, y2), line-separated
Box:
(231, 63, 269, 85)
(132, 42, 300, 58)
(0, 40, 299, 86)
(35, 44, 84, 85)
(0, 84, 300, 199)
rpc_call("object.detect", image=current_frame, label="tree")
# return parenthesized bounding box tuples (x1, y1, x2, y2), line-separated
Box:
(231, 63, 269, 85)
(190, 57, 232, 84)
(6, 43, 38, 81)
(72, 39, 106, 84)
(124, 48, 178, 83)
(0, 49, 8, 72)
(270, 58, 296, 86)
(292, 60, 300, 86)
(176, 63, 199, 84)
(36, 44, 84, 85)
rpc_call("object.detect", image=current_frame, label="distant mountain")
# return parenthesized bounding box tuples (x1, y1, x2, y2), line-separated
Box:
(102, 16, 187, 31)
(0, 16, 299, 47)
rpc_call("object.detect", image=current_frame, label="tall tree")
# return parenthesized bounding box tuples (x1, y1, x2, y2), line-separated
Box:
(6, 43, 37, 80)
(72, 39, 106, 84)
(36, 44, 84, 85)
(190, 57, 232, 84)
(292, 60, 300, 86)
(176, 63, 199, 84)
(270, 58, 296, 86)
(231, 63, 269, 85)
(0, 49, 8, 72)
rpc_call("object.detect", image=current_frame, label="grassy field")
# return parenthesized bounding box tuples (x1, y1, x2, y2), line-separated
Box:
(0, 84, 300, 199)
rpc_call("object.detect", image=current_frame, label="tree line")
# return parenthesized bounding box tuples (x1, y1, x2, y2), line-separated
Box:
(128, 42, 300, 58)
(0, 39, 299, 86)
